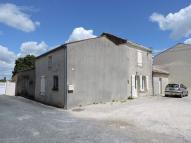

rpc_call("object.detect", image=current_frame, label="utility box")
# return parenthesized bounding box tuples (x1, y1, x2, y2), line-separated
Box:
(68, 84, 74, 93)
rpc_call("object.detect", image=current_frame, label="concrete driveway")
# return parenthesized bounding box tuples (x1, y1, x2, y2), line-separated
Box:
(0, 95, 191, 143)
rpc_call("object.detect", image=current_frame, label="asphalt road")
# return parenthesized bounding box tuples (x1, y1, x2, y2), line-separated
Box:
(0, 95, 191, 143)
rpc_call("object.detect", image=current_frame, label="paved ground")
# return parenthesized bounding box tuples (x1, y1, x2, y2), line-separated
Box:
(0, 95, 191, 143)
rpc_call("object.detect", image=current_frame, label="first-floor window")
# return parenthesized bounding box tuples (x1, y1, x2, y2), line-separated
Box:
(53, 75, 59, 91)
(137, 50, 143, 67)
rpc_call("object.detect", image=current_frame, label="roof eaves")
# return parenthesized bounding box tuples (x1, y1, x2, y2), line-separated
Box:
(36, 44, 67, 59)
(125, 40, 152, 52)
(154, 43, 189, 58)
(101, 33, 127, 45)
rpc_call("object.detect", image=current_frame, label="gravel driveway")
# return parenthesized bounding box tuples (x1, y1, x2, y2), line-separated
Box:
(0, 95, 191, 143)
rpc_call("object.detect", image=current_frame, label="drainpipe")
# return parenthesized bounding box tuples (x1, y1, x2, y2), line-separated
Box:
(152, 72, 154, 96)
(63, 45, 68, 109)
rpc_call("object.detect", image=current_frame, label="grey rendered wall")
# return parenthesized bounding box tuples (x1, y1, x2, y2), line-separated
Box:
(67, 37, 129, 108)
(153, 73, 168, 96)
(127, 45, 153, 96)
(35, 47, 67, 108)
(16, 69, 35, 99)
(154, 44, 191, 92)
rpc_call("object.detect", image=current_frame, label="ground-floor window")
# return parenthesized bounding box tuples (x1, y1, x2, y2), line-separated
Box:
(134, 75, 148, 92)
(53, 75, 59, 91)
(142, 76, 146, 91)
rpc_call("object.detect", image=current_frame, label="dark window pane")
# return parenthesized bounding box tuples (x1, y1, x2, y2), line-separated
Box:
(53, 75, 59, 91)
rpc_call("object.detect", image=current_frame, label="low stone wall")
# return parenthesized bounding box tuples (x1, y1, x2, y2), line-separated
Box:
(0, 81, 15, 96)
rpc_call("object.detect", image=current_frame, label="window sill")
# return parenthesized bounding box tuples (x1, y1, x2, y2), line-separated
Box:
(139, 90, 148, 93)
(52, 88, 59, 91)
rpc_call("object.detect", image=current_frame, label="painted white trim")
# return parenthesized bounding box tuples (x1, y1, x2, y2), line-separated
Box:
(40, 76, 46, 96)
(131, 75, 137, 98)
(140, 75, 143, 91)
(146, 76, 149, 91)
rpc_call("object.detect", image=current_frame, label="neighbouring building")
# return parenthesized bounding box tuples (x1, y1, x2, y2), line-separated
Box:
(0, 81, 15, 96)
(153, 43, 191, 93)
(35, 33, 153, 108)
(152, 66, 169, 96)
(14, 69, 35, 99)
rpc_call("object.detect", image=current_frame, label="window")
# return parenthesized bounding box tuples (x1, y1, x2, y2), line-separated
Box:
(183, 85, 187, 89)
(139, 75, 146, 92)
(142, 76, 146, 91)
(135, 75, 137, 89)
(53, 76, 59, 91)
(166, 84, 179, 88)
(137, 50, 143, 67)
(48, 56, 52, 69)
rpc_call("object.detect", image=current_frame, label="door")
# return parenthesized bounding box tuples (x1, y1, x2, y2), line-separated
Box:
(131, 75, 138, 98)
(159, 78, 162, 95)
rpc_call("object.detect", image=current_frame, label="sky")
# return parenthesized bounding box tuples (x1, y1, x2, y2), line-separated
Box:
(0, 0, 191, 78)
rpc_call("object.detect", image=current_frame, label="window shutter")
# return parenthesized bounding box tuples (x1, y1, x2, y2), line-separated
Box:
(140, 75, 143, 91)
(40, 76, 45, 95)
(146, 76, 149, 91)
(131, 75, 137, 98)
(137, 50, 143, 66)
(131, 75, 135, 87)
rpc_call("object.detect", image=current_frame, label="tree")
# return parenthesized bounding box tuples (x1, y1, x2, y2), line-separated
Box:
(12, 55, 35, 76)
(0, 77, 6, 82)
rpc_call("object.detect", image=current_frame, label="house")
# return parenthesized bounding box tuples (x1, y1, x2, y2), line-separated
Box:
(153, 43, 191, 93)
(14, 69, 35, 99)
(35, 33, 152, 109)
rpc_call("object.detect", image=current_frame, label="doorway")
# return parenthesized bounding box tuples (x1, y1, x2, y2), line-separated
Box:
(159, 78, 162, 95)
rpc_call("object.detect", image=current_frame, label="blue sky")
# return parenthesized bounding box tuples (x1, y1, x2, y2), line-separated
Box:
(0, 0, 191, 78)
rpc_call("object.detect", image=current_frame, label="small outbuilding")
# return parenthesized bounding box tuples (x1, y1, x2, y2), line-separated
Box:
(15, 69, 35, 99)
(153, 66, 169, 96)
(154, 43, 191, 93)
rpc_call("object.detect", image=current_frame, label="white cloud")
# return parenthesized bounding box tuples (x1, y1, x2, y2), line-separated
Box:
(0, 41, 49, 79)
(66, 27, 96, 43)
(184, 38, 191, 44)
(150, 5, 191, 39)
(0, 45, 16, 78)
(0, 3, 39, 32)
(18, 41, 48, 57)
